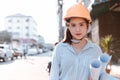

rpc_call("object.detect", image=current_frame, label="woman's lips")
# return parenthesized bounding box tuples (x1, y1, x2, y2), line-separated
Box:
(75, 33, 81, 36)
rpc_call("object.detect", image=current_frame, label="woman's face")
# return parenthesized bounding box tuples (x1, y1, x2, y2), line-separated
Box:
(68, 17, 88, 40)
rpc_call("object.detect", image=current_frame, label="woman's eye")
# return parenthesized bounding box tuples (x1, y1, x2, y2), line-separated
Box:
(79, 23, 83, 26)
(71, 24, 76, 27)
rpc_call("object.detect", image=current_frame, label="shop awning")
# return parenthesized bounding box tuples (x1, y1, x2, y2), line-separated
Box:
(90, 0, 119, 20)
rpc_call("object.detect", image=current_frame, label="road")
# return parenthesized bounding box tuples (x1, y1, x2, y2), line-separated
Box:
(0, 51, 52, 80)
(0, 51, 120, 80)
(110, 65, 120, 79)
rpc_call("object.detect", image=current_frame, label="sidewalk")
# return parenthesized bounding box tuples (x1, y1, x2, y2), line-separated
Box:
(110, 65, 120, 79)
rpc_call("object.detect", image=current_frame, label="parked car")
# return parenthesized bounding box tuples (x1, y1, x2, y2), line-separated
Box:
(0, 44, 14, 62)
(27, 47, 39, 56)
(39, 48, 43, 53)
(42, 48, 49, 53)
(13, 48, 24, 58)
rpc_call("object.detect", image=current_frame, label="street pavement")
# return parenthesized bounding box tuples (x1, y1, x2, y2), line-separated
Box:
(0, 51, 120, 80)
(23, 51, 52, 80)
(0, 51, 52, 80)
(110, 65, 120, 79)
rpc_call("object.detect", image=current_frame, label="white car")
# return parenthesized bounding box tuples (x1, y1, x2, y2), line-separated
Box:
(0, 44, 14, 62)
(27, 48, 39, 56)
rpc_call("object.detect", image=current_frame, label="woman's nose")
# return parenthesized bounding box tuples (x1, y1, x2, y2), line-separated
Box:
(76, 26, 80, 31)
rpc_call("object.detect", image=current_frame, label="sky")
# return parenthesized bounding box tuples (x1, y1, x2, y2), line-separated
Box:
(0, 0, 76, 44)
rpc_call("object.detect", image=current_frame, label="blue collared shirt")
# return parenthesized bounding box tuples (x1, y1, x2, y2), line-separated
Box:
(50, 40, 118, 80)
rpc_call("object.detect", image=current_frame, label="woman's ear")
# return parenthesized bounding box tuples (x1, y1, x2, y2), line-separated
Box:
(66, 22, 70, 27)
(87, 24, 91, 33)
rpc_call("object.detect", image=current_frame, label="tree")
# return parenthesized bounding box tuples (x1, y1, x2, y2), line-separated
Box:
(0, 30, 12, 44)
(100, 35, 120, 73)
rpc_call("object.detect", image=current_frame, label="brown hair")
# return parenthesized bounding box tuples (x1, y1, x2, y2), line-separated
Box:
(62, 28, 72, 44)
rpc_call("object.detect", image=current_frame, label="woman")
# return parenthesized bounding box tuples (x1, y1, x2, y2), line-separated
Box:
(50, 2, 118, 80)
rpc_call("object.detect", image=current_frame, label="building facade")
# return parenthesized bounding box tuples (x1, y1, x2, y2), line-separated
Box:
(4, 13, 38, 48)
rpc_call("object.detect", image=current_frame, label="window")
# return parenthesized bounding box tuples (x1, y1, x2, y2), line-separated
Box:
(25, 26, 29, 29)
(12, 32, 20, 36)
(26, 33, 29, 37)
(26, 19, 30, 22)
(8, 26, 12, 29)
(17, 20, 20, 23)
(8, 19, 12, 22)
(17, 26, 20, 29)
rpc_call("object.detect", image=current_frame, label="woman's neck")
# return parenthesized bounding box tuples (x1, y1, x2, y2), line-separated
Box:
(71, 38, 87, 54)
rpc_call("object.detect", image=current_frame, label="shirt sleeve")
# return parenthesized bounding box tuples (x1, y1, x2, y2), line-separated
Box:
(50, 45, 61, 80)
(95, 43, 103, 57)
(99, 72, 119, 80)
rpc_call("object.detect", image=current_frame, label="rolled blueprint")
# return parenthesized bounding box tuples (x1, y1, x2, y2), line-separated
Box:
(98, 53, 118, 80)
(99, 53, 112, 71)
(90, 59, 101, 80)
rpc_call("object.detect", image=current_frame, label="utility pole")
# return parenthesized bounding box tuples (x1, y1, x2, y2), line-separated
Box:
(76, 0, 83, 2)
(76, 0, 79, 2)
(58, 0, 64, 41)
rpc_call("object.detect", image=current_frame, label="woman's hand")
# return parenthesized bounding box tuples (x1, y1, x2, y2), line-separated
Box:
(89, 76, 92, 80)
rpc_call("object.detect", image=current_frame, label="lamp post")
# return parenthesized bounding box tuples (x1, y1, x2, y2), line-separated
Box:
(58, 0, 64, 41)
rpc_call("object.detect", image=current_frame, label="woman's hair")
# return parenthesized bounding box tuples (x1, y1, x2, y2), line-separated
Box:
(62, 28, 72, 44)
(62, 17, 89, 44)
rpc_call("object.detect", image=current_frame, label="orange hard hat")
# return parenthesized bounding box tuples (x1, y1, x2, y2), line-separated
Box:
(64, 2, 92, 23)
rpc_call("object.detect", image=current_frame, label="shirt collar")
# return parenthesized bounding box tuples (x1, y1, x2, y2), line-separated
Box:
(61, 39, 94, 51)
(82, 39, 94, 51)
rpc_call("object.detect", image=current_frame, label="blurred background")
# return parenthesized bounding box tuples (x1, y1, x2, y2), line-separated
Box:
(0, 0, 120, 80)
